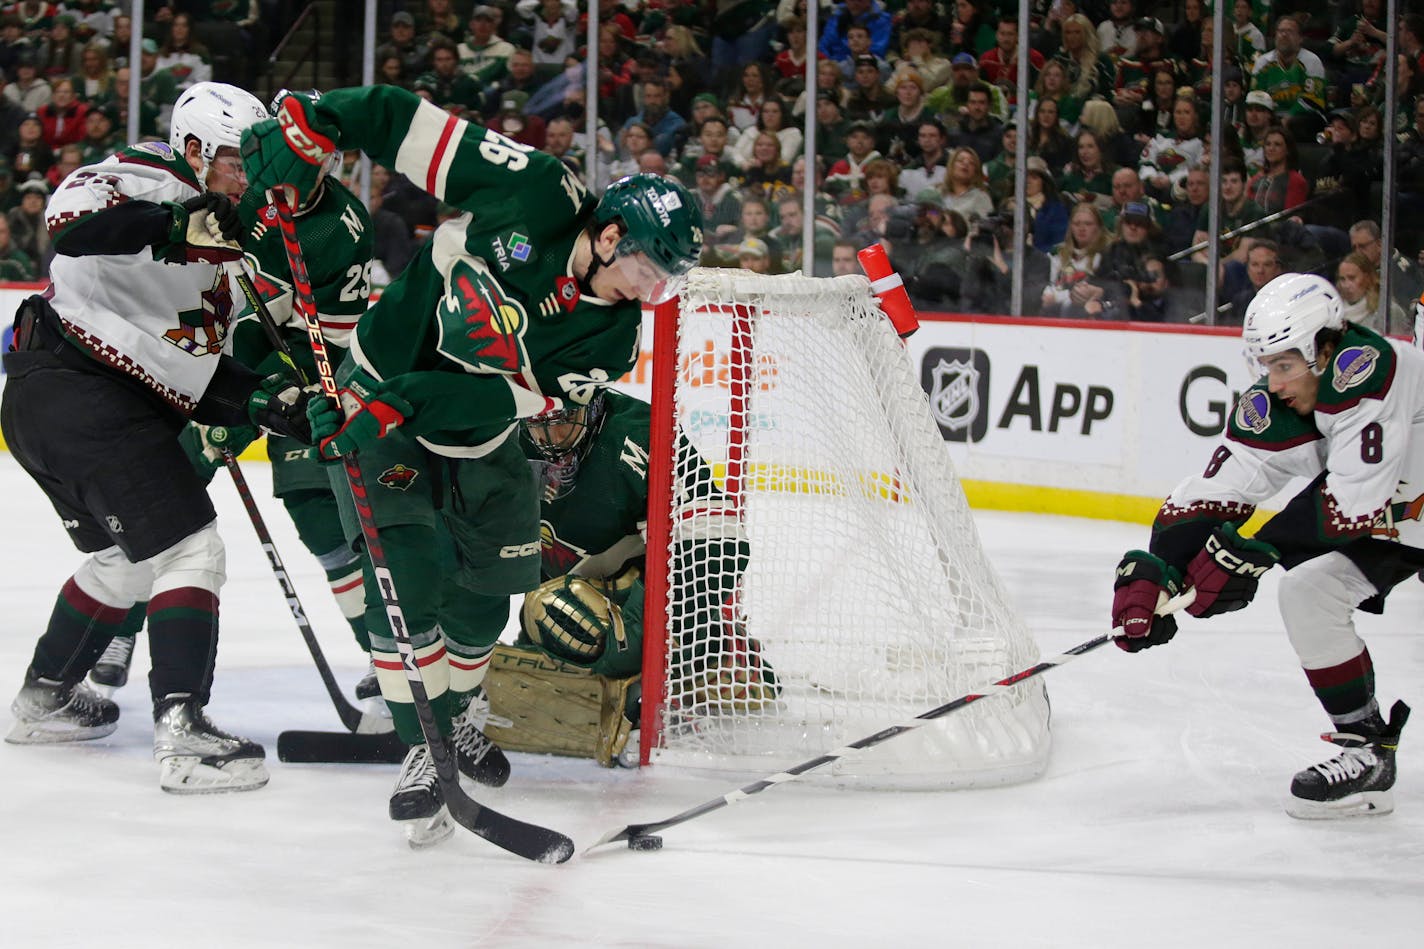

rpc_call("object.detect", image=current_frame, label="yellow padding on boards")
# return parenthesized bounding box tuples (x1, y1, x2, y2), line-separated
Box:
(0, 435, 1271, 531)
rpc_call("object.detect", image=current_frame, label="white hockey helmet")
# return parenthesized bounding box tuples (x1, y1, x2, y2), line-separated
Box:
(1242, 272, 1344, 378)
(169, 81, 268, 179)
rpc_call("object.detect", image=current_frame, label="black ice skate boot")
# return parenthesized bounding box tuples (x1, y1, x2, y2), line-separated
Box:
(89, 634, 136, 696)
(390, 742, 453, 848)
(153, 694, 268, 794)
(6, 671, 119, 744)
(451, 691, 511, 788)
(1286, 701, 1410, 819)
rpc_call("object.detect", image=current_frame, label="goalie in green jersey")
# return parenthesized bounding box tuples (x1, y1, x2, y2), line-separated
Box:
(478, 388, 779, 767)
(239, 85, 704, 837)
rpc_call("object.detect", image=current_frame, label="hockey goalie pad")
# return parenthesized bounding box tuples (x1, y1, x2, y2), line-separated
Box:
(521, 575, 627, 666)
(480, 644, 638, 767)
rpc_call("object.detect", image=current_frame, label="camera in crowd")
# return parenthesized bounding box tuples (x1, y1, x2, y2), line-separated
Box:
(968, 212, 1014, 250)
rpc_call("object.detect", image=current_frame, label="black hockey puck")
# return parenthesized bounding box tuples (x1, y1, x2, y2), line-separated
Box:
(628, 834, 663, 851)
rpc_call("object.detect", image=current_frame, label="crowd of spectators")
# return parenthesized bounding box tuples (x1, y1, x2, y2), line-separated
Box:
(2, 1, 1424, 327)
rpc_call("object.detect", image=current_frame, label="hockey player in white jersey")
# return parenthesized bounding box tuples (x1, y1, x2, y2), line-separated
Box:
(1110, 273, 1413, 819)
(1, 82, 317, 794)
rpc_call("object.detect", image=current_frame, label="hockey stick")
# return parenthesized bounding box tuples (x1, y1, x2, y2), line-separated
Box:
(231, 269, 401, 755)
(589, 589, 1196, 854)
(267, 190, 574, 864)
(219, 445, 390, 735)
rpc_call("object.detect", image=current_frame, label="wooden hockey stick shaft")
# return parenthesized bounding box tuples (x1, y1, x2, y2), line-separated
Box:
(589, 589, 1197, 853)
(266, 190, 574, 864)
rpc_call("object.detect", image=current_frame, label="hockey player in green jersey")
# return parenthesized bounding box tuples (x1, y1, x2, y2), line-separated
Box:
(240, 85, 704, 839)
(1110, 274, 1413, 819)
(486, 390, 778, 766)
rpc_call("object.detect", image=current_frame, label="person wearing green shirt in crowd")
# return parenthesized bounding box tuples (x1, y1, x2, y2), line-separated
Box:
(413, 37, 485, 119)
(239, 84, 704, 845)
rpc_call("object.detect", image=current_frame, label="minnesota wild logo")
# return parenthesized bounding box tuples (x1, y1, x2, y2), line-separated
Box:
(378, 464, 419, 491)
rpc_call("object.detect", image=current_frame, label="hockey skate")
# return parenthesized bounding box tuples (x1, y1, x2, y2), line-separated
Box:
(1286, 700, 1410, 819)
(89, 634, 136, 696)
(153, 694, 269, 794)
(451, 692, 511, 788)
(389, 742, 454, 849)
(6, 673, 119, 744)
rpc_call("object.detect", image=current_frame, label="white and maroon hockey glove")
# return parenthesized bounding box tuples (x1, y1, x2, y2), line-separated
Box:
(1182, 522, 1278, 618)
(1111, 551, 1183, 652)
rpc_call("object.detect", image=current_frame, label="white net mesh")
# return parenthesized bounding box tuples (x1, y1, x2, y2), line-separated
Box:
(651, 270, 1051, 789)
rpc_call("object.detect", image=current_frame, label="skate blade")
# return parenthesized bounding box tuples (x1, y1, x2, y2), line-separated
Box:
(4, 719, 118, 745)
(403, 807, 454, 849)
(159, 755, 270, 794)
(1284, 789, 1394, 820)
(88, 681, 121, 699)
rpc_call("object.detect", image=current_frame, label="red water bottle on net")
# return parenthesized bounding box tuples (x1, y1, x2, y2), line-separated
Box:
(857, 243, 919, 339)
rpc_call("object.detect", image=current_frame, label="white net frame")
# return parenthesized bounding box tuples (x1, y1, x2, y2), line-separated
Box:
(642, 269, 1050, 789)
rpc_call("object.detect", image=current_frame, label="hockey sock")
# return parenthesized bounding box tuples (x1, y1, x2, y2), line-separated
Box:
(1304, 647, 1377, 725)
(324, 559, 369, 652)
(146, 588, 219, 708)
(29, 578, 136, 686)
(370, 625, 454, 745)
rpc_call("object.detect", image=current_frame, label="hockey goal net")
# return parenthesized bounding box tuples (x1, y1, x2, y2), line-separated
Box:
(640, 269, 1051, 788)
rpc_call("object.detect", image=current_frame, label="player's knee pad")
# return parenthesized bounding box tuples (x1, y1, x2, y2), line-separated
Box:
(1278, 552, 1376, 668)
(145, 521, 226, 596)
(73, 545, 155, 607)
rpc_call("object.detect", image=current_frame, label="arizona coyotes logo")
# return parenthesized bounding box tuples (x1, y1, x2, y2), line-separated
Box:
(539, 521, 587, 576)
(452, 271, 526, 372)
(378, 464, 419, 491)
(164, 285, 230, 356)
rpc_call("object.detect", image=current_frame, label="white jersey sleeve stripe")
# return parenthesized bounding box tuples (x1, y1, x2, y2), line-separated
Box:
(394, 100, 464, 199)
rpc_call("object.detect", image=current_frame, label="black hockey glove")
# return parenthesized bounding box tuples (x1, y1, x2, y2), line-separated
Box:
(247, 374, 318, 445)
(159, 192, 244, 265)
(1111, 550, 1183, 653)
(1183, 522, 1279, 618)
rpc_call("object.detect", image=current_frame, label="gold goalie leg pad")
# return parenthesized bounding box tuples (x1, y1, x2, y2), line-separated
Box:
(481, 644, 638, 767)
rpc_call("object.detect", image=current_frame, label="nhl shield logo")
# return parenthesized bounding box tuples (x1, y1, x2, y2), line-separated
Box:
(921, 347, 990, 442)
(930, 358, 979, 432)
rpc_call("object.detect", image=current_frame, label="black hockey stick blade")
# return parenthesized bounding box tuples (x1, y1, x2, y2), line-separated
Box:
(452, 794, 577, 865)
(589, 590, 1197, 854)
(277, 728, 407, 764)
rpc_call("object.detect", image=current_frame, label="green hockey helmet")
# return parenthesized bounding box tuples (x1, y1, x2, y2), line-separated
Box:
(594, 174, 704, 303)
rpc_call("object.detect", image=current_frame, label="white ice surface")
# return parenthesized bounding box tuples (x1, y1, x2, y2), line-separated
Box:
(0, 453, 1420, 948)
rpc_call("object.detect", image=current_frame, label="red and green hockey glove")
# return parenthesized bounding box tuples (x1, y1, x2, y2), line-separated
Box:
(306, 371, 413, 461)
(239, 92, 337, 208)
